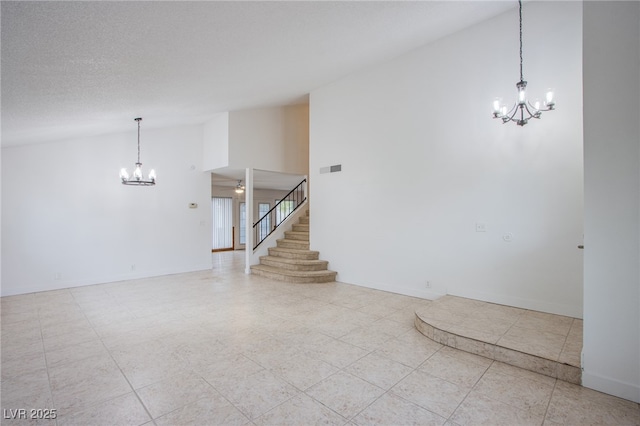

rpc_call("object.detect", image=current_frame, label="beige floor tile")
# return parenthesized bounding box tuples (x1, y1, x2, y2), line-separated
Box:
(301, 337, 370, 369)
(353, 392, 446, 426)
(545, 380, 640, 425)
(0, 254, 633, 426)
(515, 311, 573, 336)
(1, 349, 47, 380)
(42, 327, 100, 353)
(458, 316, 514, 337)
(344, 352, 414, 390)
(84, 307, 138, 328)
(1, 321, 42, 346)
(305, 371, 385, 419)
(1, 368, 53, 408)
(255, 393, 347, 425)
(38, 307, 87, 327)
(215, 369, 299, 420)
(450, 390, 543, 425)
(110, 340, 191, 389)
(154, 396, 250, 426)
(135, 371, 220, 419)
(418, 350, 489, 389)
(385, 306, 419, 326)
(48, 353, 132, 413)
(40, 317, 95, 339)
(372, 317, 414, 337)
(198, 353, 265, 389)
(437, 346, 493, 368)
(443, 325, 502, 346)
(486, 361, 556, 387)
(313, 317, 367, 339)
(375, 332, 442, 368)
(493, 345, 557, 378)
(2, 316, 41, 333)
(45, 340, 109, 369)
(56, 392, 150, 426)
(339, 326, 396, 351)
(390, 370, 469, 418)
(472, 369, 554, 417)
(497, 325, 566, 361)
(356, 302, 401, 319)
(266, 353, 339, 391)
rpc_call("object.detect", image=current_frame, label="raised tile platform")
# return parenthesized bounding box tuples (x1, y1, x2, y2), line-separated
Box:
(415, 295, 582, 384)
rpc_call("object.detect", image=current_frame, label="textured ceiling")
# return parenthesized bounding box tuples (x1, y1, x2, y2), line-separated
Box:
(1, 1, 516, 147)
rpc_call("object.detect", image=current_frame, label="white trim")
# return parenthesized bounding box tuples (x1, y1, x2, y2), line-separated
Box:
(582, 371, 640, 403)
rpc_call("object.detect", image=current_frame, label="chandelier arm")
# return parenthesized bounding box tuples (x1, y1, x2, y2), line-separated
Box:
(526, 100, 552, 113)
(503, 103, 520, 123)
(522, 103, 538, 120)
(525, 101, 542, 117)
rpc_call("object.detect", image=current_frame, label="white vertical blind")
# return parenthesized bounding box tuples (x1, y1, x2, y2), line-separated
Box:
(212, 197, 233, 250)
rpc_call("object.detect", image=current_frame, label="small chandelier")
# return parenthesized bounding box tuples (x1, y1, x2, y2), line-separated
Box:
(235, 180, 245, 194)
(120, 117, 156, 186)
(492, 0, 555, 126)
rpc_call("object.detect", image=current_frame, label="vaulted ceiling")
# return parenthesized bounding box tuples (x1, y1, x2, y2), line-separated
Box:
(1, 1, 516, 147)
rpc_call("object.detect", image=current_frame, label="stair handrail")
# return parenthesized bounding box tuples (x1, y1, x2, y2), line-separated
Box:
(253, 178, 306, 250)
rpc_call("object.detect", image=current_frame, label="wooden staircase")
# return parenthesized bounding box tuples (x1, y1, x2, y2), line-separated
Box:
(250, 211, 337, 283)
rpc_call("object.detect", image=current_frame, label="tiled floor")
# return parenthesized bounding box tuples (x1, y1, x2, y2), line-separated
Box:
(414, 295, 583, 384)
(1, 251, 639, 425)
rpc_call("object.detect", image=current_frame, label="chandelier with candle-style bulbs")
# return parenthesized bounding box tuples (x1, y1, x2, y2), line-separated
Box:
(492, 0, 555, 126)
(120, 118, 156, 186)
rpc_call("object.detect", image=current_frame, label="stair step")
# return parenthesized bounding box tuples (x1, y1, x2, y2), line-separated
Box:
(284, 231, 309, 241)
(250, 264, 336, 283)
(268, 247, 319, 260)
(292, 224, 309, 232)
(298, 216, 309, 225)
(277, 238, 310, 250)
(260, 256, 328, 271)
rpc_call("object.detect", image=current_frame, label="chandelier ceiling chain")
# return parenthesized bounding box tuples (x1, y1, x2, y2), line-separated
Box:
(120, 117, 156, 186)
(519, 0, 523, 82)
(493, 0, 555, 126)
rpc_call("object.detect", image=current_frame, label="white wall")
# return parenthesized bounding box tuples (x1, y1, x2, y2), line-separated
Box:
(1, 124, 212, 296)
(202, 112, 230, 171)
(310, 2, 584, 317)
(582, 1, 640, 403)
(229, 105, 309, 175)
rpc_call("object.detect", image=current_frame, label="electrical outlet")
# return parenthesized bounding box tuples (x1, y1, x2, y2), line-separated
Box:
(131, 264, 136, 271)
(54, 272, 62, 280)
(425, 281, 432, 289)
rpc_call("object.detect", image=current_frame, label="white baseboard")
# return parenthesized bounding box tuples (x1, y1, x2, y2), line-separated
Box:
(0, 263, 213, 297)
(582, 371, 640, 403)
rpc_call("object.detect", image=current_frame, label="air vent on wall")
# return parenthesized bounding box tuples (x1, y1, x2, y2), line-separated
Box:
(320, 164, 342, 174)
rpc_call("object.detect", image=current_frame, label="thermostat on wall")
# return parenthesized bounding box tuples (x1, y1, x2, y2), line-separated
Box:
(189, 203, 198, 209)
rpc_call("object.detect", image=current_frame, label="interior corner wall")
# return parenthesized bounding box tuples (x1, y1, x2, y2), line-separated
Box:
(203, 112, 230, 172)
(582, 1, 640, 403)
(228, 104, 309, 175)
(310, 1, 584, 317)
(1, 124, 212, 296)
